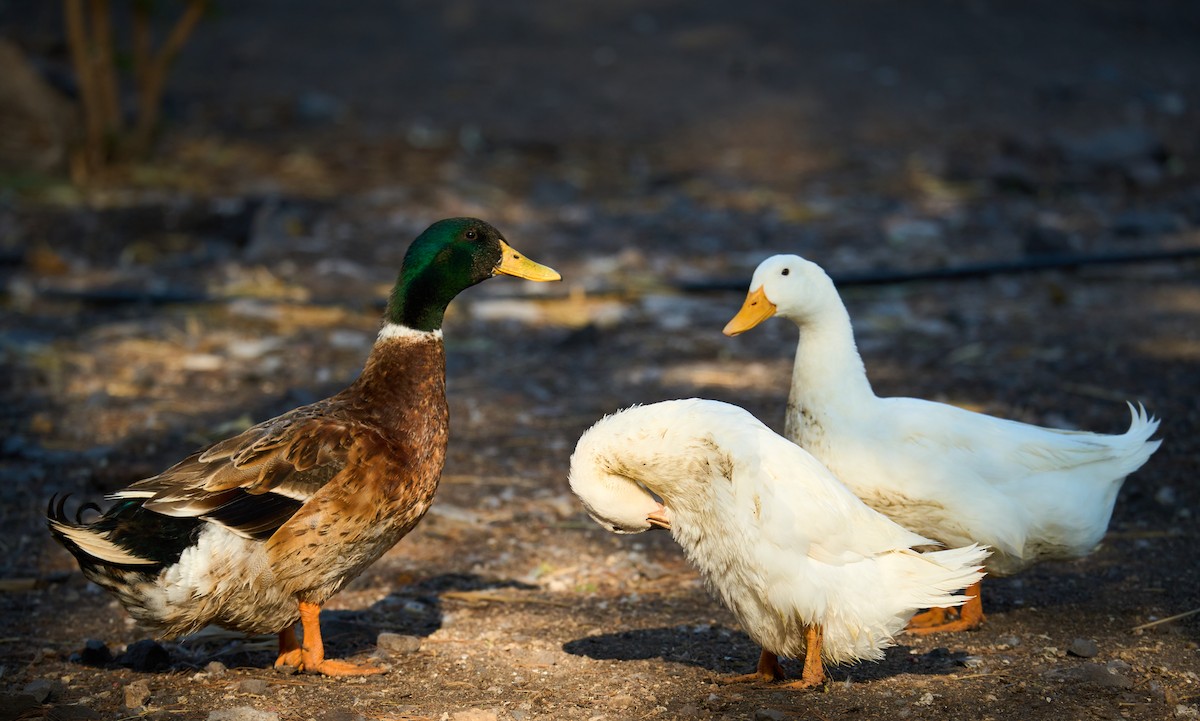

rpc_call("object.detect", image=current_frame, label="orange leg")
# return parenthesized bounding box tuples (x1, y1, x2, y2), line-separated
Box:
(274, 623, 302, 669)
(906, 580, 985, 635)
(718, 648, 787, 684)
(780, 625, 825, 690)
(906, 606, 950, 629)
(297, 601, 385, 676)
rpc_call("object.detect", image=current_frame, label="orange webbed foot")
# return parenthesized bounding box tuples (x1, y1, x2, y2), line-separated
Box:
(303, 658, 386, 677)
(905, 581, 985, 634)
(906, 606, 951, 630)
(717, 648, 786, 685)
(295, 601, 388, 677)
(274, 625, 303, 669)
(779, 675, 824, 690)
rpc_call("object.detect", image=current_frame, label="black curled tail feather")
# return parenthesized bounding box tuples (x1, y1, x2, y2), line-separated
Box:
(46, 494, 202, 572)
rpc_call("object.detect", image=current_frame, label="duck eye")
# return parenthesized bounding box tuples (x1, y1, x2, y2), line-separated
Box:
(781, 268, 790, 276)
(465, 229, 477, 240)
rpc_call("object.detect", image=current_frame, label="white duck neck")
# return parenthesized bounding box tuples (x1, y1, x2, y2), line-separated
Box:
(787, 300, 877, 413)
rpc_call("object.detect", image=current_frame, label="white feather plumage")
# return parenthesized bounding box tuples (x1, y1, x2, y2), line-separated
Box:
(727, 254, 1162, 577)
(569, 398, 987, 668)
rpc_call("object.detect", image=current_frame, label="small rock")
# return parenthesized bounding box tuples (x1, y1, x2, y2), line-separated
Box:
(519, 648, 559, 667)
(376, 632, 422, 655)
(118, 639, 170, 671)
(45, 705, 101, 721)
(123, 679, 151, 709)
(236, 679, 269, 695)
(1106, 659, 1133, 674)
(1059, 127, 1162, 167)
(1148, 680, 1169, 703)
(883, 216, 942, 246)
(1155, 486, 1178, 506)
(75, 639, 112, 667)
(607, 694, 636, 710)
(205, 661, 228, 675)
(1126, 160, 1165, 188)
(226, 338, 281, 360)
(755, 709, 789, 721)
(207, 707, 280, 721)
(1068, 638, 1099, 658)
(23, 679, 64, 703)
(294, 91, 346, 125)
(1113, 210, 1185, 238)
(182, 353, 224, 371)
(405, 119, 448, 149)
(450, 710, 497, 721)
(315, 710, 366, 721)
(1070, 662, 1134, 689)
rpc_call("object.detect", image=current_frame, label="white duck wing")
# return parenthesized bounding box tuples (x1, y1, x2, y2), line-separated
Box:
(880, 399, 1159, 483)
(740, 427, 934, 567)
(849, 398, 1161, 563)
(731, 425, 987, 661)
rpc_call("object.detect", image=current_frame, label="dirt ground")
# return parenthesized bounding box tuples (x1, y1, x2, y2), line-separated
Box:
(1, 2, 1199, 720)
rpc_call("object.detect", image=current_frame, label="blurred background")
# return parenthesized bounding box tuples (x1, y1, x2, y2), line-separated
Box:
(1, 2, 1198, 719)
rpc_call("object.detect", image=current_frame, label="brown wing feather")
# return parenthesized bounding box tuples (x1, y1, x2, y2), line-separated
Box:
(113, 399, 373, 539)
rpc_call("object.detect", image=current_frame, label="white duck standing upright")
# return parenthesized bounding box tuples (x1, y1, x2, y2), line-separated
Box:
(723, 254, 1162, 632)
(569, 398, 987, 689)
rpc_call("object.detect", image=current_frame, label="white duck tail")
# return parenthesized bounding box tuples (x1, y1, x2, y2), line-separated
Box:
(989, 401, 1160, 572)
(1112, 402, 1163, 477)
(880, 545, 990, 611)
(805, 543, 989, 662)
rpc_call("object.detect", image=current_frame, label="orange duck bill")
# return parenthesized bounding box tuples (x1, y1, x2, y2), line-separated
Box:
(723, 287, 776, 336)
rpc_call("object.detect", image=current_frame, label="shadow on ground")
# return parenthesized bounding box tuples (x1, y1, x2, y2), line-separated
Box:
(68, 572, 537, 673)
(564, 625, 973, 683)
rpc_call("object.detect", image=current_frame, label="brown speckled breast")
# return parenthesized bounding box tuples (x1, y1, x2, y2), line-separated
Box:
(266, 334, 448, 604)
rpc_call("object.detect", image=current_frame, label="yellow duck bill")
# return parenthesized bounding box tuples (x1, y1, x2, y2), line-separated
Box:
(723, 286, 777, 336)
(495, 240, 561, 281)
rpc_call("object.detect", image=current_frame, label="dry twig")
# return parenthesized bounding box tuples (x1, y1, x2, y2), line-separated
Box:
(1131, 607, 1200, 631)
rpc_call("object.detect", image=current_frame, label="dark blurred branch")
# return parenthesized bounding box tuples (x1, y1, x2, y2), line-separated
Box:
(62, 0, 209, 180)
(64, 0, 105, 174)
(25, 247, 1200, 309)
(90, 0, 122, 136)
(678, 247, 1200, 293)
(133, 0, 208, 154)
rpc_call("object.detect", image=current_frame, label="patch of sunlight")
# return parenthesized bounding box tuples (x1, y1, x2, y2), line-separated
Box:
(1147, 285, 1200, 315)
(659, 360, 789, 391)
(1135, 337, 1200, 362)
(468, 289, 630, 329)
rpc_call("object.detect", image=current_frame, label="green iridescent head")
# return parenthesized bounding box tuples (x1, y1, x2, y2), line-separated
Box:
(386, 218, 560, 331)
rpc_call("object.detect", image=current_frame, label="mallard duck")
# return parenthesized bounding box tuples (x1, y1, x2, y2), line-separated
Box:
(569, 398, 987, 689)
(48, 217, 560, 675)
(723, 254, 1162, 633)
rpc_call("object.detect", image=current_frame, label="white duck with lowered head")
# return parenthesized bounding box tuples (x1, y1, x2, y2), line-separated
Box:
(569, 398, 987, 689)
(724, 254, 1162, 632)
